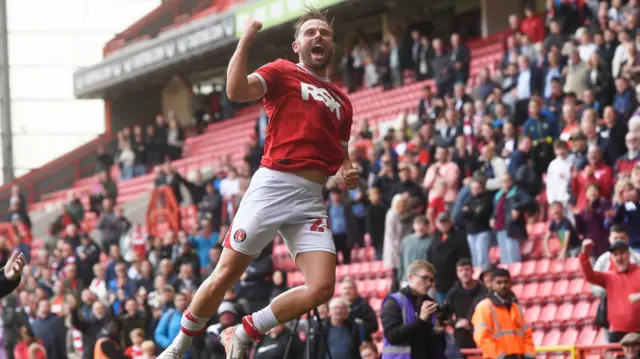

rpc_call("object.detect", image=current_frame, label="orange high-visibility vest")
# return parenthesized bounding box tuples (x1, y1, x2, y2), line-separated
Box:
(94, 337, 118, 359)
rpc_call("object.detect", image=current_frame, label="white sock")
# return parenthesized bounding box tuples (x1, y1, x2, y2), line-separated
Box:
(251, 306, 280, 333)
(174, 310, 209, 353)
(233, 306, 279, 344)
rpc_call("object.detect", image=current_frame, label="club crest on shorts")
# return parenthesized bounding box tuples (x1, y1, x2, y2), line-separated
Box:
(233, 229, 247, 243)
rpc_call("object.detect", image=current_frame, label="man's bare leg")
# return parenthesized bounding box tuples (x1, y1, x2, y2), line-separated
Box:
(232, 251, 336, 343)
(160, 247, 254, 356)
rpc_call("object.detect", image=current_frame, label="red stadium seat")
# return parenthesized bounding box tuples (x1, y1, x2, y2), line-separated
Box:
(508, 261, 523, 279)
(564, 257, 580, 275)
(567, 278, 588, 298)
(536, 280, 554, 300)
(576, 326, 597, 346)
(596, 328, 607, 344)
(521, 282, 539, 302)
(555, 302, 574, 323)
(511, 283, 524, 298)
(524, 304, 541, 324)
(558, 326, 579, 345)
(534, 258, 551, 278)
(542, 328, 561, 346)
(588, 298, 600, 318)
(520, 260, 537, 279)
(533, 329, 545, 347)
(551, 279, 569, 299)
(538, 303, 558, 326)
(570, 300, 591, 324)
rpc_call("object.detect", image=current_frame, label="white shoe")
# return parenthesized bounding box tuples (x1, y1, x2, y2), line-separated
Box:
(220, 325, 250, 359)
(156, 346, 184, 359)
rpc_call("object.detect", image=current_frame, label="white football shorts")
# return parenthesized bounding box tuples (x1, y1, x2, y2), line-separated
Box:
(222, 167, 335, 259)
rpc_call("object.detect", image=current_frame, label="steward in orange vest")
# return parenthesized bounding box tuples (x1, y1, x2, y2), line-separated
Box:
(472, 268, 535, 359)
(94, 321, 127, 359)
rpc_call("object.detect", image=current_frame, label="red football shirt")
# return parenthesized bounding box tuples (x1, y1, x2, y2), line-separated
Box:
(252, 59, 353, 176)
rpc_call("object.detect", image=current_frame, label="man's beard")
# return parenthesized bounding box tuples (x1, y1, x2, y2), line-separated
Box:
(300, 47, 333, 71)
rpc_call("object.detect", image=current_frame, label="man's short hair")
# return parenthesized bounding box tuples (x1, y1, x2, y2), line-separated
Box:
(328, 297, 348, 309)
(413, 215, 429, 225)
(456, 258, 472, 267)
(553, 139, 568, 150)
(293, 6, 332, 39)
(492, 268, 511, 279)
(611, 224, 628, 234)
(408, 260, 435, 276)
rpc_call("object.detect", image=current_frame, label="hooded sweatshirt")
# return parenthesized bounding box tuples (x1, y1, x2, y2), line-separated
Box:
(580, 252, 640, 333)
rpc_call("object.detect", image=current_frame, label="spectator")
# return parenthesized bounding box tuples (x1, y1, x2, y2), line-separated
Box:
(544, 20, 565, 51)
(32, 300, 66, 359)
(269, 269, 288, 301)
(564, 49, 590, 102)
(154, 293, 188, 352)
(383, 193, 412, 290)
(409, 30, 424, 79)
(613, 77, 637, 120)
(613, 180, 640, 253)
(93, 320, 126, 359)
(580, 239, 640, 343)
(98, 199, 124, 251)
(591, 225, 640, 297)
(427, 212, 471, 302)
(359, 342, 379, 359)
(363, 55, 379, 88)
(118, 141, 136, 180)
(573, 146, 614, 210)
(124, 328, 145, 358)
(475, 67, 498, 102)
(417, 86, 435, 123)
(546, 140, 573, 206)
(424, 146, 460, 204)
(521, 5, 545, 43)
(490, 173, 535, 264)
(515, 56, 544, 125)
(366, 187, 388, 260)
(574, 182, 611, 257)
(189, 218, 219, 270)
(544, 76, 565, 118)
(620, 333, 640, 359)
(327, 187, 357, 264)
(615, 132, 639, 176)
(198, 183, 223, 232)
(388, 36, 403, 88)
(236, 246, 273, 313)
(13, 325, 46, 359)
(96, 145, 114, 173)
(397, 216, 433, 284)
(75, 234, 101, 288)
(472, 268, 535, 359)
(432, 38, 455, 97)
(501, 36, 520, 72)
(66, 191, 84, 224)
(586, 53, 613, 110)
(545, 201, 581, 258)
(253, 323, 303, 359)
(380, 260, 446, 358)
(173, 262, 200, 294)
(462, 177, 493, 268)
(447, 258, 488, 349)
(601, 106, 628, 167)
(450, 33, 470, 84)
(307, 297, 361, 359)
(340, 277, 378, 340)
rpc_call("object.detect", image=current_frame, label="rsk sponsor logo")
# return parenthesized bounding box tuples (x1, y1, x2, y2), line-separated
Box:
(300, 82, 342, 121)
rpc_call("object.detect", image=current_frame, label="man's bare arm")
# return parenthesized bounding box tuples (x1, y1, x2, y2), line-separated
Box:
(226, 20, 265, 103)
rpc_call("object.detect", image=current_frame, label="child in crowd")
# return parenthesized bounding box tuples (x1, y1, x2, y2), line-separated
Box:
(544, 201, 580, 258)
(125, 328, 145, 359)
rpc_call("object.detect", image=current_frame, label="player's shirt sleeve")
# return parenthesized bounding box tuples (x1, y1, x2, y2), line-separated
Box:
(339, 100, 353, 147)
(251, 59, 285, 97)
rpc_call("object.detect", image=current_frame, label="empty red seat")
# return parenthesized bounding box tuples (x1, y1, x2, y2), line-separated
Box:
(537, 280, 554, 299)
(511, 283, 524, 298)
(567, 278, 588, 297)
(521, 282, 539, 302)
(533, 329, 545, 347)
(570, 300, 591, 324)
(542, 328, 561, 346)
(588, 298, 600, 318)
(564, 257, 580, 275)
(534, 259, 551, 277)
(595, 328, 607, 344)
(549, 278, 568, 299)
(538, 303, 558, 325)
(508, 261, 523, 278)
(520, 261, 537, 278)
(555, 302, 574, 323)
(558, 326, 579, 345)
(524, 304, 541, 324)
(576, 326, 597, 346)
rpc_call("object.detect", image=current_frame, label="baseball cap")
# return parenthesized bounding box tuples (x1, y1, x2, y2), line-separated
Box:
(217, 301, 238, 316)
(620, 332, 640, 346)
(437, 212, 452, 223)
(609, 241, 629, 253)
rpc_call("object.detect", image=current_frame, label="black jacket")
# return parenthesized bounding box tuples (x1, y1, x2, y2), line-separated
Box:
(0, 268, 20, 299)
(427, 229, 472, 293)
(451, 45, 470, 79)
(306, 318, 361, 359)
(32, 314, 67, 359)
(380, 286, 447, 359)
(348, 296, 379, 340)
(71, 309, 112, 359)
(236, 252, 273, 306)
(365, 203, 388, 249)
(254, 327, 304, 359)
(461, 192, 493, 234)
(199, 191, 223, 232)
(447, 281, 489, 349)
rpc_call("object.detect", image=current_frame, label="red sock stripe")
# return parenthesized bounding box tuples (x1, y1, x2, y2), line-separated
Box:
(180, 326, 205, 337)
(241, 315, 265, 341)
(184, 311, 200, 324)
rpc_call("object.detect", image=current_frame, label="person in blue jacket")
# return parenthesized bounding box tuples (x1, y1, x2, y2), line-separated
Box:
(155, 292, 191, 357)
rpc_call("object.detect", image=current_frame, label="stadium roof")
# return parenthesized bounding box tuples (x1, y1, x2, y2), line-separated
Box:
(73, 0, 349, 99)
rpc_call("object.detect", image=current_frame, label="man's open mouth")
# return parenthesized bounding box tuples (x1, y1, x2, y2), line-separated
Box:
(311, 44, 326, 57)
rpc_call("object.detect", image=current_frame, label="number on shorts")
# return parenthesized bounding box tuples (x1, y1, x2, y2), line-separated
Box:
(310, 218, 330, 232)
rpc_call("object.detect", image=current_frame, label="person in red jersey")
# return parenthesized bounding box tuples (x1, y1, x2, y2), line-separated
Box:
(157, 7, 358, 359)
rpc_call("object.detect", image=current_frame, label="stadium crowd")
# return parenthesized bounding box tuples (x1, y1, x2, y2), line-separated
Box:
(2, 1, 640, 358)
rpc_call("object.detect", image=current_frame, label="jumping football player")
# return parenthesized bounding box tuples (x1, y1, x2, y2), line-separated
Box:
(157, 7, 358, 359)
